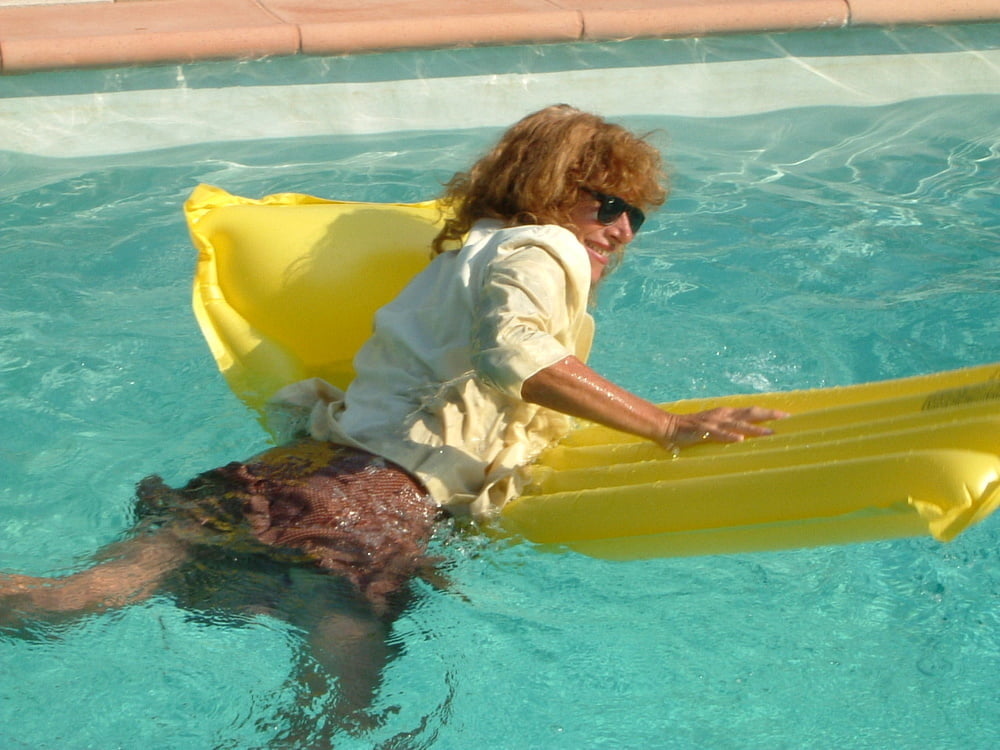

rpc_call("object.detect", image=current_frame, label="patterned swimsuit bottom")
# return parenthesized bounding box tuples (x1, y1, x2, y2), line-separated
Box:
(134, 439, 443, 616)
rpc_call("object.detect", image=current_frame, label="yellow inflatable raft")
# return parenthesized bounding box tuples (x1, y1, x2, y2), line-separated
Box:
(185, 184, 1000, 559)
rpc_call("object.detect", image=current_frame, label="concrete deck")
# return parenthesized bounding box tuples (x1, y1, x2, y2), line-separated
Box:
(0, 0, 998, 74)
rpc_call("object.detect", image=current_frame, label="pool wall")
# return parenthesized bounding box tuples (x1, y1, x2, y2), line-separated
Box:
(0, 0, 999, 74)
(2, 20, 998, 161)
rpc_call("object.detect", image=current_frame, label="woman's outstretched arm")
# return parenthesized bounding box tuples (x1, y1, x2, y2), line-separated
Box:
(521, 355, 787, 451)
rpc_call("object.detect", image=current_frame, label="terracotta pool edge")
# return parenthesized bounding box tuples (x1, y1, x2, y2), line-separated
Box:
(0, 0, 998, 75)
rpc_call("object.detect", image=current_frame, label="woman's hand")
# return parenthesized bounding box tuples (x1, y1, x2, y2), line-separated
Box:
(660, 406, 788, 451)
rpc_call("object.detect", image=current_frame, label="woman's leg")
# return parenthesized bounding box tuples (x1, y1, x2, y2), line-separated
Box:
(308, 610, 398, 720)
(0, 525, 190, 626)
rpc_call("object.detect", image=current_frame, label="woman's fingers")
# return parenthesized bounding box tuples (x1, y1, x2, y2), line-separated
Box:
(671, 406, 789, 447)
(732, 406, 790, 424)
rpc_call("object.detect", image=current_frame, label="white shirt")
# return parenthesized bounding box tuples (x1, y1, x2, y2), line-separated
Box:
(271, 220, 595, 520)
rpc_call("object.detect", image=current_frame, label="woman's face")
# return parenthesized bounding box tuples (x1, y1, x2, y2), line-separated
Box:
(568, 192, 639, 286)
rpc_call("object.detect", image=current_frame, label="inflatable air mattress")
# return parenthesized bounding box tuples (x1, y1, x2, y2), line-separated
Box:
(186, 184, 1000, 559)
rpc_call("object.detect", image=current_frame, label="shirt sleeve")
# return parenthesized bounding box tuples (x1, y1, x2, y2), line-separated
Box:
(470, 241, 583, 398)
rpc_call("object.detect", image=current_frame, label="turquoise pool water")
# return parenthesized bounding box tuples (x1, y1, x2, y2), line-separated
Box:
(1, 26, 999, 749)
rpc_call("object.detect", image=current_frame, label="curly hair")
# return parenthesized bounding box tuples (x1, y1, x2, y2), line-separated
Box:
(432, 104, 668, 254)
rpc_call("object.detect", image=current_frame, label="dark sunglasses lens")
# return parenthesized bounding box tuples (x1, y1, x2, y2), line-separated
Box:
(626, 206, 645, 233)
(597, 194, 644, 233)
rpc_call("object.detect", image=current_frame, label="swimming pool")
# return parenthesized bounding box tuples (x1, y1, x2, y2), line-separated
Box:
(2, 23, 999, 749)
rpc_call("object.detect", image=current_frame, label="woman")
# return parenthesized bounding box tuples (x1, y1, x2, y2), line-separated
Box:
(277, 104, 782, 520)
(1, 105, 783, 722)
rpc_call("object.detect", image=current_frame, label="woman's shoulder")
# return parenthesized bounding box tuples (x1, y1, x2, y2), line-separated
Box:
(468, 220, 582, 259)
(463, 221, 590, 291)
(482, 220, 575, 243)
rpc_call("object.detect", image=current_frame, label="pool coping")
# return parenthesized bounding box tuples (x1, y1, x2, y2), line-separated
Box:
(0, 0, 998, 75)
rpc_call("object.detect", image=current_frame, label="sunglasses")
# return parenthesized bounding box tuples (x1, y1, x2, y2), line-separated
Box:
(585, 189, 645, 234)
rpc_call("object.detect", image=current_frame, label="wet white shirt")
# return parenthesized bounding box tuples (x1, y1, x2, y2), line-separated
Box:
(272, 220, 595, 520)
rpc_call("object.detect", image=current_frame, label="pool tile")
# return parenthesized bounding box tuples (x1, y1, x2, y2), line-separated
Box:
(564, 0, 848, 39)
(0, 0, 299, 72)
(262, 0, 582, 55)
(848, 0, 1000, 26)
(0, 0, 998, 75)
